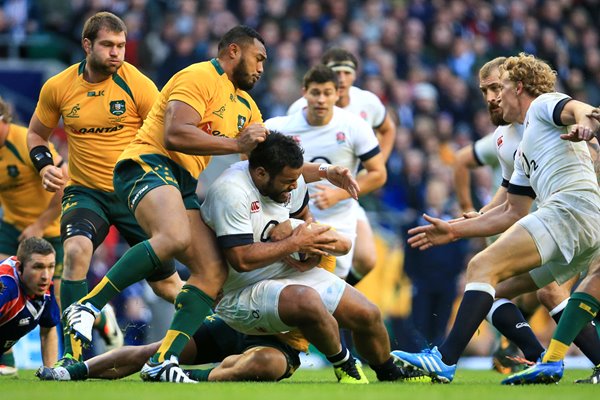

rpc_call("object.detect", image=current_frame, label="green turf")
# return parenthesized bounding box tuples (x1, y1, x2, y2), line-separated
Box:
(2, 368, 597, 400)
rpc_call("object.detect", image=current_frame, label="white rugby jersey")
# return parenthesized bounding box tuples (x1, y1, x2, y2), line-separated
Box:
(473, 132, 502, 188)
(509, 92, 600, 202)
(287, 86, 386, 129)
(491, 123, 524, 184)
(265, 107, 380, 221)
(200, 161, 309, 293)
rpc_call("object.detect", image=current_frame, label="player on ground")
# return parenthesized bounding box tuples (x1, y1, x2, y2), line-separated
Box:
(37, 219, 350, 383)
(269, 65, 386, 280)
(27, 12, 180, 363)
(392, 53, 600, 383)
(288, 48, 395, 284)
(62, 26, 359, 383)
(201, 132, 416, 384)
(1, 238, 60, 369)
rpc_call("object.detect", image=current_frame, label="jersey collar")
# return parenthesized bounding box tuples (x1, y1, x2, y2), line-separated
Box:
(210, 58, 225, 75)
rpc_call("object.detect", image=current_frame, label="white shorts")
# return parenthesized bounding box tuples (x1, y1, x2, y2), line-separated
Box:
(518, 193, 600, 287)
(356, 205, 368, 223)
(216, 268, 347, 336)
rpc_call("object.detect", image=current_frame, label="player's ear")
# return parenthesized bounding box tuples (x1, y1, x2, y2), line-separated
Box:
(16, 261, 23, 274)
(82, 38, 92, 55)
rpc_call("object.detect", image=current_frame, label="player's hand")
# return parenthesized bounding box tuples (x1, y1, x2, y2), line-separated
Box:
(560, 124, 596, 142)
(18, 222, 44, 241)
(310, 184, 343, 210)
(290, 223, 335, 256)
(269, 220, 293, 242)
(236, 123, 268, 154)
(324, 165, 359, 200)
(283, 254, 320, 272)
(407, 214, 456, 250)
(39, 165, 65, 192)
(586, 107, 600, 122)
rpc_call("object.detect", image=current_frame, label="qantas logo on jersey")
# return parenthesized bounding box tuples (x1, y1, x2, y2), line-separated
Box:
(250, 201, 260, 213)
(497, 135, 503, 149)
(336, 131, 346, 144)
(75, 125, 124, 134)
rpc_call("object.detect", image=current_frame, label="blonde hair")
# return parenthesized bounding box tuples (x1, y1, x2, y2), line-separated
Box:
(500, 52, 556, 96)
(479, 56, 506, 80)
(0, 96, 13, 124)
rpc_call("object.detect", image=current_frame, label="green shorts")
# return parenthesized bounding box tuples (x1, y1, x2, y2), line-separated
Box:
(192, 314, 300, 380)
(113, 153, 200, 213)
(0, 221, 64, 279)
(61, 185, 175, 282)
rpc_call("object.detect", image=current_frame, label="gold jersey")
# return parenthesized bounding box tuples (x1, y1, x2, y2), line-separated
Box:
(0, 124, 60, 236)
(119, 59, 262, 177)
(34, 61, 158, 191)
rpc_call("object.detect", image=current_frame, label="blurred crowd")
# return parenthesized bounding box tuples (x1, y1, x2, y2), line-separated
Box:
(0, 0, 598, 351)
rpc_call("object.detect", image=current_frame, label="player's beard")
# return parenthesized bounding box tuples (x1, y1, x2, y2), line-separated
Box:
(489, 103, 509, 126)
(88, 53, 122, 77)
(232, 58, 257, 91)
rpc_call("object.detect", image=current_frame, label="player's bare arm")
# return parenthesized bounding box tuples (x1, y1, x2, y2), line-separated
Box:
(453, 144, 480, 213)
(375, 114, 396, 161)
(163, 100, 267, 155)
(301, 163, 359, 199)
(408, 192, 533, 250)
(27, 115, 65, 192)
(311, 152, 385, 210)
(559, 100, 600, 142)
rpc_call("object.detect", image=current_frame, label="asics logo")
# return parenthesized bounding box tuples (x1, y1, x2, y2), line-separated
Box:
(515, 322, 530, 329)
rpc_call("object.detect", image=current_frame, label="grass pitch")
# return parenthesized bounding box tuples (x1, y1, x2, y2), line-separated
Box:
(3, 368, 596, 400)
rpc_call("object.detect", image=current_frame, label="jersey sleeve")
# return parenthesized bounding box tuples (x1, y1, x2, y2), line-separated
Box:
(508, 148, 535, 198)
(287, 97, 307, 116)
(34, 78, 62, 129)
(168, 69, 212, 119)
(38, 285, 60, 328)
(533, 93, 571, 128)
(201, 185, 254, 248)
(473, 133, 500, 168)
(364, 91, 387, 128)
(351, 116, 380, 161)
(289, 175, 309, 216)
(132, 73, 159, 120)
(247, 96, 263, 124)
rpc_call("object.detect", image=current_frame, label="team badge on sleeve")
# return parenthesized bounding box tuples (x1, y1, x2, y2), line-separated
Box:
(110, 100, 126, 116)
(237, 115, 247, 131)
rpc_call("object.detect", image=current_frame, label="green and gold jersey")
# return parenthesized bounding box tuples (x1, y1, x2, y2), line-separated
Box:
(120, 59, 262, 178)
(0, 124, 60, 236)
(34, 61, 158, 192)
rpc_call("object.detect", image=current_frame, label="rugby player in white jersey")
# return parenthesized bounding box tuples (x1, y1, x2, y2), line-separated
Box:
(288, 48, 395, 285)
(200, 132, 415, 384)
(391, 53, 600, 384)
(269, 64, 386, 280)
(456, 58, 600, 375)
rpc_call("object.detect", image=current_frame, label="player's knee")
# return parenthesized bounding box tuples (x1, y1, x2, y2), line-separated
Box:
(536, 285, 568, 309)
(349, 300, 382, 331)
(63, 239, 93, 278)
(465, 253, 497, 282)
(280, 286, 327, 323)
(154, 231, 191, 256)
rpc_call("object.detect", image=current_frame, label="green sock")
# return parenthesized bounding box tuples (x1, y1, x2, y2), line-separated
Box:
(65, 361, 89, 381)
(152, 285, 214, 362)
(553, 292, 600, 347)
(81, 241, 161, 310)
(0, 352, 15, 367)
(61, 279, 88, 357)
(186, 368, 214, 381)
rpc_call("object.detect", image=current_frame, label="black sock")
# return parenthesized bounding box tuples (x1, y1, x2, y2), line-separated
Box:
(327, 347, 351, 366)
(345, 269, 362, 286)
(371, 357, 402, 381)
(439, 288, 494, 365)
(553, 309, 600, 365)
(491, 301, 544, 361)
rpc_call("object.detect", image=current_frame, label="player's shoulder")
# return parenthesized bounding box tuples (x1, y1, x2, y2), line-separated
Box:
(265, 114, 294, 130)
(211, 161, 252, 195)
(334, 106, 371, 129)
(43, 63, 80, 88)
(349, 86, 382, 104)
(530, 92, 570, 111)
(117, 62, 154, 84)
